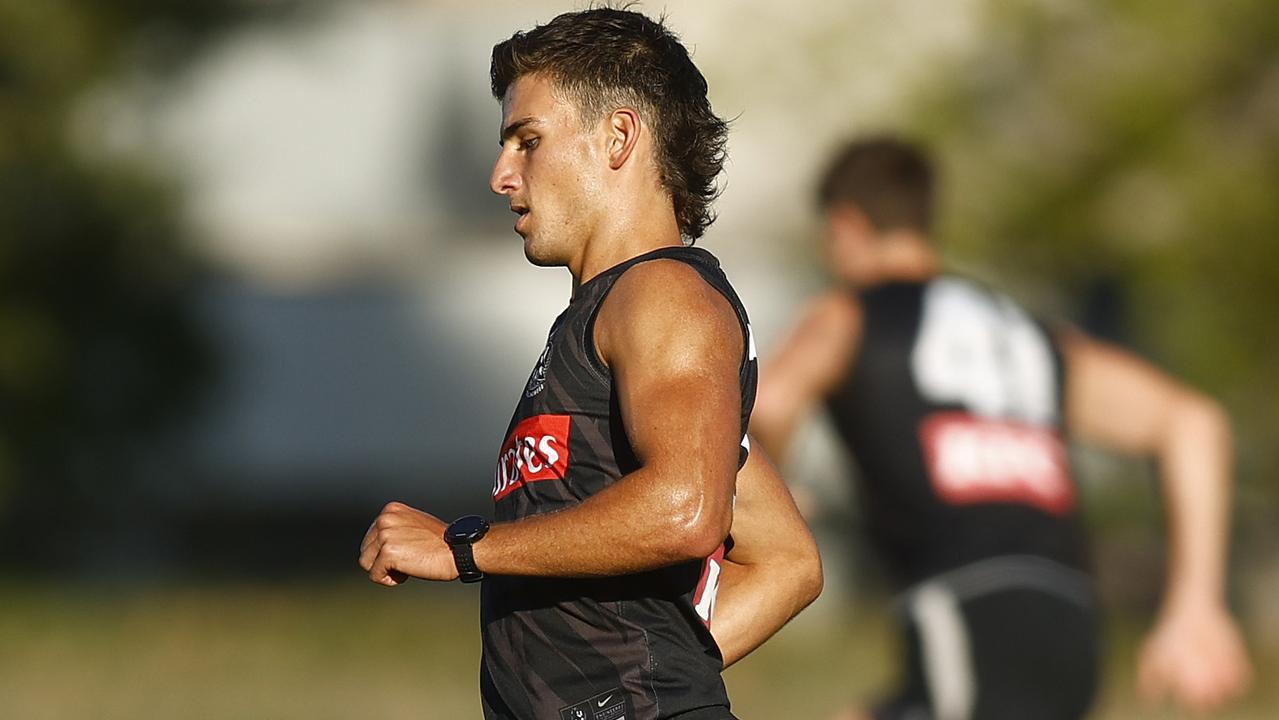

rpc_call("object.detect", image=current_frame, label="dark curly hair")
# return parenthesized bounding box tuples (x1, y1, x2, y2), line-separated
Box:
(817, 137, 935, 234)
(491, 7, 729, 243)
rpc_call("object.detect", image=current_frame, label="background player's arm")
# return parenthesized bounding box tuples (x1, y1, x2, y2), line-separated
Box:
(361, 260, 744, 581)
(751, 291, 862, 462)
(711, 441, 822, 667)
(1060, 329, 1252, 713)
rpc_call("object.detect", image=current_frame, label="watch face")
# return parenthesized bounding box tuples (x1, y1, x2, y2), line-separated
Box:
(447, 515, 490, 544)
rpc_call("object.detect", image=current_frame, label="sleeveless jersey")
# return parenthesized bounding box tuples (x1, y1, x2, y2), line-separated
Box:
(480, 246, 757, 720)
(827, 276, 1087, 588)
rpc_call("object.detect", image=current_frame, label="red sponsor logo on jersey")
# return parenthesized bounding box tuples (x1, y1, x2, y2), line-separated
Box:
(919, 411, 1074, 516)
(493, 414, 571, 501)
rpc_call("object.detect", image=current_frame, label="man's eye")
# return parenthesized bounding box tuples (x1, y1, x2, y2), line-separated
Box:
(520, 137, 539, 151)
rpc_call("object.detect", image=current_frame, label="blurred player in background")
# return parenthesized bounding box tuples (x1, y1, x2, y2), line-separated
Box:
(359, 9, 821, 719)
(752, 137, 1251, 720)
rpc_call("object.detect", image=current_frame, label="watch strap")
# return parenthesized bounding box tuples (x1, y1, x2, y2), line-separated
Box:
(451, 541, 483, 583)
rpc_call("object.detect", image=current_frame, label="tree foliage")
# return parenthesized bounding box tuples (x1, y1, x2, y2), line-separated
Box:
(908, 0, 1279, 515)
(0, 0, 249, 564)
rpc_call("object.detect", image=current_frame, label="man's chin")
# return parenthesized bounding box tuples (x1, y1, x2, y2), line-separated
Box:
(522, 238, 560, 267)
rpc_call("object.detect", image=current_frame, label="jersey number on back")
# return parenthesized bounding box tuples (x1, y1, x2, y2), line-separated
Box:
(911, 278, 1056, 424)
(911, 279, 1074, 514)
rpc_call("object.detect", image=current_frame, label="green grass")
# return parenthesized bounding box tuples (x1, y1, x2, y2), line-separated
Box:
(727, 597, 1279, 719)
(1, 580, 1272, 719)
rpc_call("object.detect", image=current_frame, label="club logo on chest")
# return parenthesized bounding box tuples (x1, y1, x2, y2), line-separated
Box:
(524, 341, 554, 398)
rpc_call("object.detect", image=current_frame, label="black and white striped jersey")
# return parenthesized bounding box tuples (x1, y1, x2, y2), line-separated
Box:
(828, 276, 1088, 588)
(480, 246, 757, 720)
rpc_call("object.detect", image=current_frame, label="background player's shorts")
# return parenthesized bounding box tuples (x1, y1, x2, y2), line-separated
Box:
(872, 556, 1100, 720)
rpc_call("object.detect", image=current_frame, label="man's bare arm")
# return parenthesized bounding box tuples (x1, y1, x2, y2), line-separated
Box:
(711, 441, 823, 667)
(361, 259, 745, 581)
(1061, 329, 1252, 713)
(752, 290, 862, 462)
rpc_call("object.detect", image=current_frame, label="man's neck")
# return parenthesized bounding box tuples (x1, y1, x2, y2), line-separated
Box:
(855, 230, 940, 288)
(569, 198, 683, 294)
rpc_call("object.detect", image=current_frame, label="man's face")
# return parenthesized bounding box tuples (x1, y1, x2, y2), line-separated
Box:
(490, 74, 606, 268)
(824, 205, 881, 287)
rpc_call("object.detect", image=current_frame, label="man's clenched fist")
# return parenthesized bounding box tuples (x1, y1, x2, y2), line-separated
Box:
(359, 502, 458, 585)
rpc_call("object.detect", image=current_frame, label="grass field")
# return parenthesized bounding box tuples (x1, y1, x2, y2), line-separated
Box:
(1, 579, 1273, 718)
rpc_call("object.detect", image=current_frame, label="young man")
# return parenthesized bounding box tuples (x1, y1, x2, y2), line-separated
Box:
(358, 9, 822, 720)
(752, 137, 1251, 720)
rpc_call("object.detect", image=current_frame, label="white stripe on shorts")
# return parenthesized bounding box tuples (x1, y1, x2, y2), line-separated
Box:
(910, 582, 975, 720)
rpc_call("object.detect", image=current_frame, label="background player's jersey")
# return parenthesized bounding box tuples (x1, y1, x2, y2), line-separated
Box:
(480, 246, 757, 720)
(827, 276, 1087, 588)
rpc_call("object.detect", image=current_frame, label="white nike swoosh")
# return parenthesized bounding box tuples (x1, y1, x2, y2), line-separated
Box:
(597, 694, 613, 707)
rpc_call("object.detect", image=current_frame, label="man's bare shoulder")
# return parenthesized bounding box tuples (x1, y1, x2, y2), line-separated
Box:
(595, 256, 742, 369)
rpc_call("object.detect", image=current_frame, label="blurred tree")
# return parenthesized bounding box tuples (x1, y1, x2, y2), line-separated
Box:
(0, 0, 265, 570)
(905, 0, 1279, 583)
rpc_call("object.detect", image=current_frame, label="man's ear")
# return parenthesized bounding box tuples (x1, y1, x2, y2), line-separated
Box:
(606, 107, 641, 170)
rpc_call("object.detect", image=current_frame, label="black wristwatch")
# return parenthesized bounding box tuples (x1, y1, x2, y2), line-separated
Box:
(444, 515, 490, 584)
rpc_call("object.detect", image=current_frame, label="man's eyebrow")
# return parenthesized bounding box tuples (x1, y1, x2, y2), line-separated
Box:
(500, 117, 541, 144)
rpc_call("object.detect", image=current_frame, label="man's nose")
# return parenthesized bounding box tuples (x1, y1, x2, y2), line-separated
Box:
(490, 152, 520, 196)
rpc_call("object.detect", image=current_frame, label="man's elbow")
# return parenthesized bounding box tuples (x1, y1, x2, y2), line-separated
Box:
(1193, 393, 1232, 439)
(662, 491, 733, 561)
(756, 527, 824, 608)
(681, 514, 734, 562)
(795, 535, 824, 608)
(1171, 391, 1233, 447)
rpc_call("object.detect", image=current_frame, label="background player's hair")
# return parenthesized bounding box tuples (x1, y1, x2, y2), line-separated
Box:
(818, 137, 935, 235)
(490, 7, 728, 243)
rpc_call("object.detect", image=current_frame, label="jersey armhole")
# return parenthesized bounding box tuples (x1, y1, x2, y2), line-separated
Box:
(582, 253, 748, 383)
(581, 295, 613, 386)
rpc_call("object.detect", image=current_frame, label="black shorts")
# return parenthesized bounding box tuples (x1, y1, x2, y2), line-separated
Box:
(873, 556, 1100, 720)
(669, 709, 738, 720)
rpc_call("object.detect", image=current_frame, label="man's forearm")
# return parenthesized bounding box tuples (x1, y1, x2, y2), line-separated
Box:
(705, 441, 823, 666)
(712, 558, 821, 667)
(1159, 394, 1234, 609)
(472, 464, 733, 578)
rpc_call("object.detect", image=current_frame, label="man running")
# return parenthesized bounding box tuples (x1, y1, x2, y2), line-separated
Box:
(752, 137, 1251, 719)
(359, 9, 822, 719)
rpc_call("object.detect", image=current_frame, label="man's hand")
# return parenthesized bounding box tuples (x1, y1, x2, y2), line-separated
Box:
(1137, 601, 1252, 714)
(359, 502, 457, 586)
